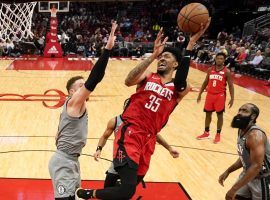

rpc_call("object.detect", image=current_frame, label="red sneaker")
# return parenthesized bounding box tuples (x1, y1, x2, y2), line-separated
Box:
(213, 134, 221, 144)
(196, 131, 210, 140)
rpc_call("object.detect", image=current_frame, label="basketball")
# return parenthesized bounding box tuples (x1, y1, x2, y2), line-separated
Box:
(177, 3, 209, 33)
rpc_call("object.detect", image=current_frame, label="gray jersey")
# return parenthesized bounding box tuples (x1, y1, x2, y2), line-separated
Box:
(113, 115, 123, 135)
(56, 98, 88, 156)
(107, 115, 123, 175)
(237, 125, 270, 173)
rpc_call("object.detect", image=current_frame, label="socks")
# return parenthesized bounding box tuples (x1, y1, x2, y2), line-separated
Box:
(205, 127, 210, 132)
(217, 129, 221, 134)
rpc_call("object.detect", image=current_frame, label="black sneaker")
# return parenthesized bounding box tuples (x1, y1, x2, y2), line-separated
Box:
(75, 188, 92, 199)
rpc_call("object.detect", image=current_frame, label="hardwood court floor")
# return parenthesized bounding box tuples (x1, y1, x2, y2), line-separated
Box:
(0, 58, 269, 200)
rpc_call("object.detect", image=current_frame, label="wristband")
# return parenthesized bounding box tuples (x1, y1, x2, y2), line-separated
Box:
(96, 146, 102, 151)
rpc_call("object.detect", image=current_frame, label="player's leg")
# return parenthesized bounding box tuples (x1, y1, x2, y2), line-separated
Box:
(49, 152, 79, 200)
(76, 164, 137, 199)
(76, 124, 141, 199)
(104, 172, 120, 188)
(233, 172, 252, 200)
(249, 176, 270, 200)
(196, 111, 212, 139)
(214, 111, 223, 143)
(213, 93, 226, 143)
(136, 139, 153, 185)
(197, 93, 214, 139)
(234, 196, 252, 200)
(234, 185, 252, 200)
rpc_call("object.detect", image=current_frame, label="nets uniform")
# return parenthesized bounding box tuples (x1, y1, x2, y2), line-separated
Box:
(204, 66, 228, 113)
(107, 115, 124, 175)
(113, 73, 178, 171)
(48, 98, 88, 198)
(236, 125, 270, 200)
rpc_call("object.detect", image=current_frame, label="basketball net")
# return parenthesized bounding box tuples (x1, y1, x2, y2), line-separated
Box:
(0, 2, 37, 42)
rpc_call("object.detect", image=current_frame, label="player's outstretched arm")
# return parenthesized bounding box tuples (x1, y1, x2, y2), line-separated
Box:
(125, 28, 168, 87)
(68, 22, 117, 114)
(94, 117, 116, 161)
(175, 19, 211, 102)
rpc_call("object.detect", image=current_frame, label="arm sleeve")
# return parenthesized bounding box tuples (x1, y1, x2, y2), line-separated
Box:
(173, 50, 191, 92)
(84, 49, 111, 91)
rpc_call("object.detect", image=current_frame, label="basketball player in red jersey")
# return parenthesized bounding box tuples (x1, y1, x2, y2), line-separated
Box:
(76, 19, 211, 200)
(196, 52, 234, 143)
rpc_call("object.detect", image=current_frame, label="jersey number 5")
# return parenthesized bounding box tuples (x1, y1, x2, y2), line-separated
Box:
(145, 95, 162, 112)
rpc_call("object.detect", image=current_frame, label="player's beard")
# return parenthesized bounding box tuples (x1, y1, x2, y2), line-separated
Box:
(231, 114, 251, 129)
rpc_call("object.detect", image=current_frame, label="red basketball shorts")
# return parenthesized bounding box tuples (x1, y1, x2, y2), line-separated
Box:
(113, 123, 156, 176)
(204, 92, 226, 113)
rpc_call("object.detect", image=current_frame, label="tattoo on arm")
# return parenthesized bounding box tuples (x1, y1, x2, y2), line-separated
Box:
(126, 57, 152, 84)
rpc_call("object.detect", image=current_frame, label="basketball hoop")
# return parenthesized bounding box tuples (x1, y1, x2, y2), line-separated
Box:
(0, 2, 37, 42)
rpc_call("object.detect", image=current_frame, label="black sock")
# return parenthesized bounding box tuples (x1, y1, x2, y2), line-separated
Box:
(77, 189, 94, 199)
(217, 129, 221, 134)
(205, 127, 210, 132)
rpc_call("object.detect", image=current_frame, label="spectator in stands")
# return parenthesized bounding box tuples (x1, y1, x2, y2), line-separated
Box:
(240, 50, 263, 74)
(249, 50, 263, 66)
(0, 39, 5, 56)
(236, 47, 247, 64)
(217, 29, 228, 45)
(87, 43, 97, 57)
(219, 46, 228, 56)
(10, 42, 22, 57)
(260, 48, 270, 66)
(6, 40, 14, 56)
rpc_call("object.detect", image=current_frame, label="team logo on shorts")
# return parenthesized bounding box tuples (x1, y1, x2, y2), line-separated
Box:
(57, 185, 66, 195)
(117, 150, 125, 163)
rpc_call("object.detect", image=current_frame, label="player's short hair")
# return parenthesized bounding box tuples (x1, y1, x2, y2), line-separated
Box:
(247, 103, 260, 123)
(216, 52, 227, 59)
(66, 76, 84, 93)
(162, 47, 182, 68)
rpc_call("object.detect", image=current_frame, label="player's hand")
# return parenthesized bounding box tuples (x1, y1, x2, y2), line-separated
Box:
(94, 150, 101, 161)
(228, 99, 234, 108)
(153, 27, 168, 57)
(105, 21, 118, 50)
(169, 147, 180, 158)
(187, 18, 211, 50)
(218, 170, 229, 186)
(197, 95, 201, 103)
(225, 188, 237, 200)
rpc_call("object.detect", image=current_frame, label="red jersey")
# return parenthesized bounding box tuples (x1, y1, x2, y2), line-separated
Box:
(207, 66, 228, 94)
(122, 73, 178, 135)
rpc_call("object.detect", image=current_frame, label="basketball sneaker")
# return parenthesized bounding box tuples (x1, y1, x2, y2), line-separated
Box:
(196, 131, 210, 140)
(213, 134, 221, 144)
(75, 188, 92, 199)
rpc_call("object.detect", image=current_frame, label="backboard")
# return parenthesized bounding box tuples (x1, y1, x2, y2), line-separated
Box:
(38, 1, 69, 13)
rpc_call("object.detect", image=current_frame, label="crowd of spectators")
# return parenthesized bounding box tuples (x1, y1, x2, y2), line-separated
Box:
(0, 1, 269, 80)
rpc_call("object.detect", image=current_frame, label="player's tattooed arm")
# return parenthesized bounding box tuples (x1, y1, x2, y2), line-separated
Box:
(125, 28, 168, 87)
(125, 57, 153, 86)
